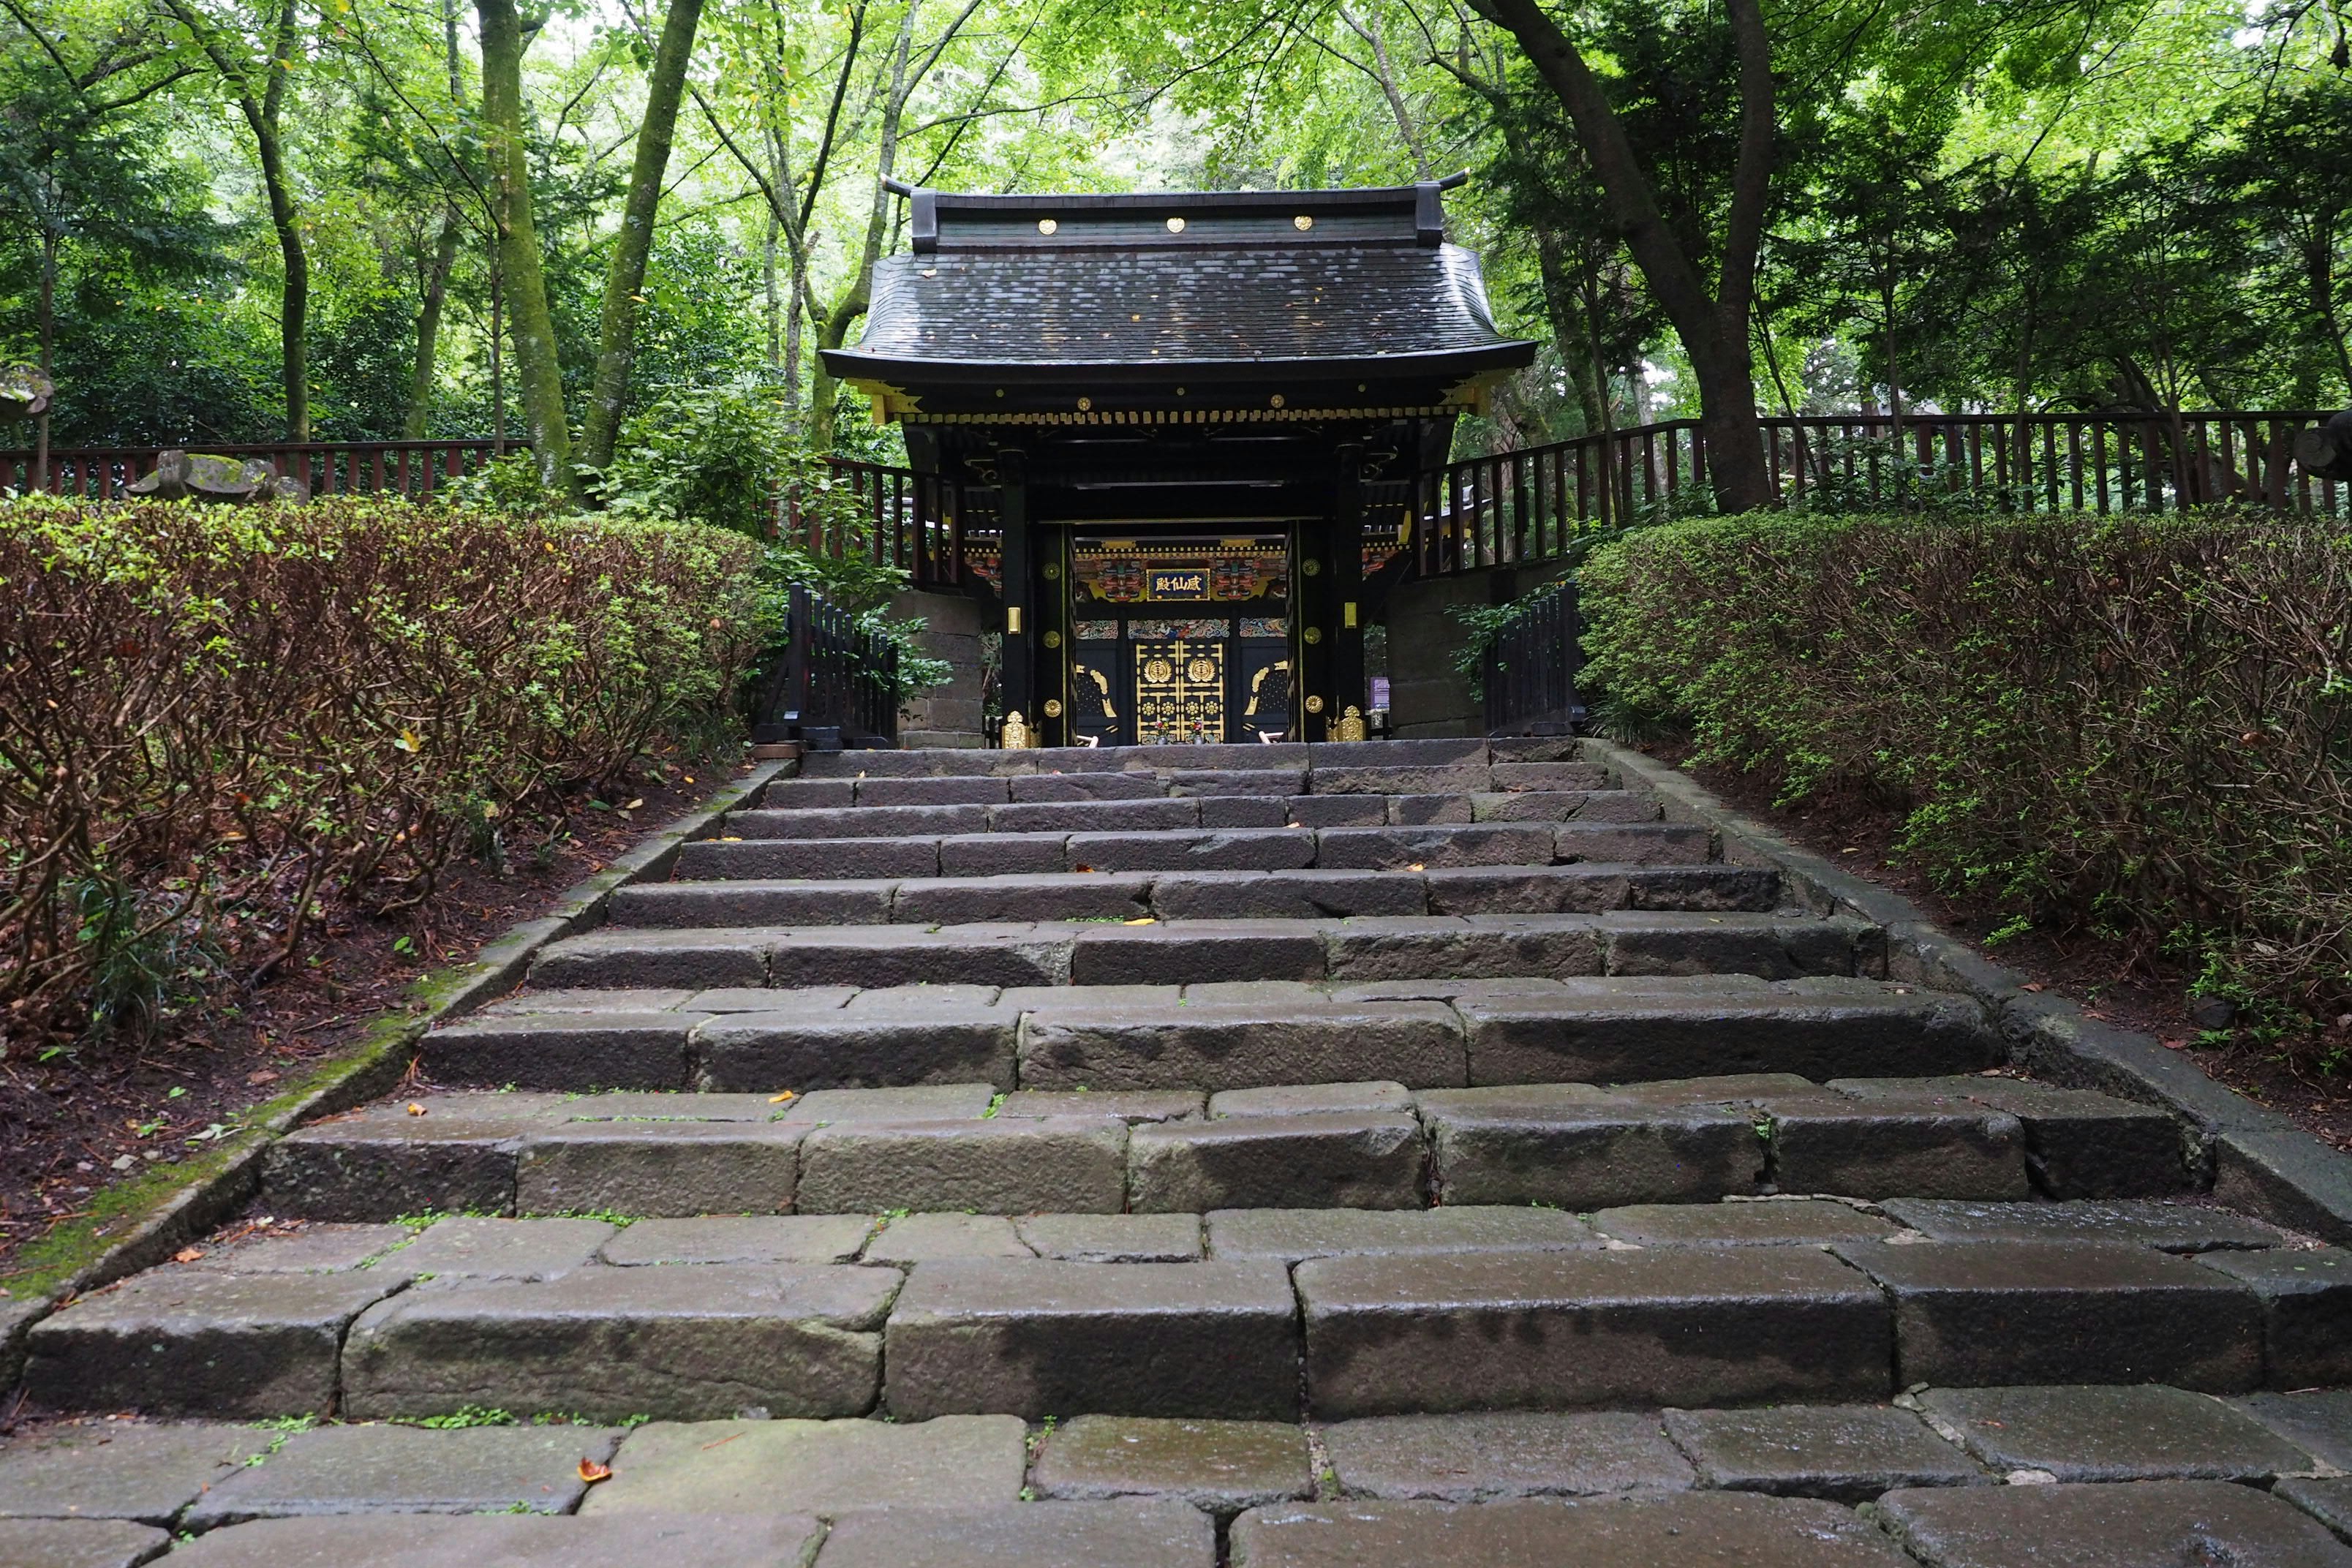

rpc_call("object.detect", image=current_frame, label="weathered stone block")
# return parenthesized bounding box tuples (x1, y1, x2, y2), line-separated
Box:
(1589, 1199, 1896, 1247)
(884, 1259, 1300, 1420)
(1872, 1480, 2348, 1568)
(1034, 1417, 1312, 1516)
(693, 1007, 1017, 1092)
(1017, 1213, 1204, 1262)
(608, 881, 892, 928)
(1205, 1206, 1593, 1264)
(1661, 1404, 1982, 1501)
(1227, 1492, 1914, 1567)
(421, 1012, 701, 1091)
(2193, 1247, 2352, 1386)
(1920, 1384, 2312, 1482)
(1424, 1092, 1762, 1209)
(1313, 823, 1555, 870)
(342, 1264, 896, 1421)
(795, 1116, 1128, 1213)
(183, 1423, 620, 1526)
(676, 836, 941, 881)
(1833, 1239, 2264, 1390)
(1068, 829, 1316, 874)
(939, 832, 1068, 876)
(1071, 921, 1327, 985)
(1149, 870, 1424, 921)
(1297, 1248, 1889, 1417)
(1316, 1410, 1690, 1502)
(1128, 1113, 1425, 1211)
(529, 930, 770, 990)
(516, 1124, 803, 1217)
(1877, 1198, 2283, 1252)
(26, 1272, 401, 1417)
(395, 1217, 615, 1278)
(864, 1213, 1033, 1262)
(0, 1423, 269, 1523)
(815, 1499, 1216, 1568)
(759, 924, 1072, 990)
(159, 1512, 826, 1566)
(1209, 1082, 1413, 1118)
(1763, 1097, 2029, 1199)
(599, 1215, 873, 1265)
(1017, 1000, 1466, 1092)
(1323, 915, 1603, 981)
(581, 1414, 1025, 1515)
(892, 872, 1152, 926)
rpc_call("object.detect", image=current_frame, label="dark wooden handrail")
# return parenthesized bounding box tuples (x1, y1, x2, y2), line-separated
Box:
(15, 412, 2339, 589)
(0, 439, 503, 500)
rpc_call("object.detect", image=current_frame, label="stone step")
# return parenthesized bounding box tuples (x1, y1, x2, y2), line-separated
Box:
(608, 863, 1782, 929)
(29, 1209, 2305, 1420)
(409, 973, 1970, 1096)
(676, 820, 1705, 881)
(257, 1080, 2199, 1232)
(17, 1402, 2351, 1559)
(724, 787, 1651, 842)
(749, 776, 1631, 823)
(524, 911, 1882, 993)
(793, 736, 1578, 778)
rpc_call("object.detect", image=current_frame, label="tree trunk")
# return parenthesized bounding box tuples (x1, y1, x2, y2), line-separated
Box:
(578, 0, 706, 470)
(764, 211, 781, 373)
(1534, 229, 1602, 434)
(404, 212, 461, 439)
(36, 215, 54, 492)
(1469, 0, 1774, 512)
(475, 0, 573, 495)
(490, 253, 506, 453)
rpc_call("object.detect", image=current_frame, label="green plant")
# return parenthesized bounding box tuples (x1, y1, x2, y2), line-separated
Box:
(1578, 507, 2352, 1059)
(412, 1406, 518, 1428)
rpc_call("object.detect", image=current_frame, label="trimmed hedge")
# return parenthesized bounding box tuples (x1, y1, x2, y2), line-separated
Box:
(1, 497, 764, 1042)
(1580, 510, 2352, 1036)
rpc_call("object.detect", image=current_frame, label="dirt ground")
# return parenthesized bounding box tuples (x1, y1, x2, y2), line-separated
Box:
(0, 752, 755, 1274)
(1645, 745, 2352, 1157)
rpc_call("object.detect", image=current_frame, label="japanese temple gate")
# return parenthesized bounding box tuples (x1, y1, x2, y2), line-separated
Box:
(821, 176, 1535, 747)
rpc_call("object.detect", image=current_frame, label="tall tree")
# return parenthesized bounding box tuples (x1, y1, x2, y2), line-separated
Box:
(474, 0, 571, 492)
(1464, 0, 1776, 508)
(579, 0, 706, 471)
(157, 0, 312, 438)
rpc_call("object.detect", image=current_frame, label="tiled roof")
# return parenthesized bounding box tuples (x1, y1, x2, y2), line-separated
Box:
(829, 243, 1530, 379)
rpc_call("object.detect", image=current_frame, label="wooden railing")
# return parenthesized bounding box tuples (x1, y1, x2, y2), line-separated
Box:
(0, 439, 503, 500)
(810, 461, 973, 590)
(749, 582, 900, 749)
(1411, 409, 2345, 578)
(1481, 580, 1583, 736)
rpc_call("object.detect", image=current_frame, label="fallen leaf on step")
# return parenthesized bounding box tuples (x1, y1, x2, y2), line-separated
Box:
(2162, 1038, 2188, 1049)
(246, 1069, 278, 1085)
(173, 1247, 205, 1264)
(2021, 982, 2045, 992)
(1407, 863, 1425, 872)
(405, 1103, 427, 1116)
(1072, 864, 1096, 873)
(625, 799, 644, 810)
(768, 1090, 797, 1103)
(1123, 917, 1156, 925)
(578, 1459, 611, 1483)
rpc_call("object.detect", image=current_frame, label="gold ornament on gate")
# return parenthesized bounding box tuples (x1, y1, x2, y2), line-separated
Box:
(1333, 704, 1368, 742)
(1001, 710, 1033, 749)
(1042, 698, 1064, 718)
(1185, 656, 1217, 683)
(1303, 625, 1323, 644)
(1145, 657, 1175, 684)
(1044, 630, 1063, 649)
(1305, 694, 1326, 715)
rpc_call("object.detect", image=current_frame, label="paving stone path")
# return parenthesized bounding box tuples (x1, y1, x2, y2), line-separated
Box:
(12, 738, 2352, 1566)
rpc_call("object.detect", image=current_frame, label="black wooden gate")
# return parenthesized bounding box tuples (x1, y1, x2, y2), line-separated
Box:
(751, 584, 900, 749)
(1482, 581, 1583, 736)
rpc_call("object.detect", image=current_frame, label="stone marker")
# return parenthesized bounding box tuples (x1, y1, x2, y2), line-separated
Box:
(581, 1415, 1025, 1515)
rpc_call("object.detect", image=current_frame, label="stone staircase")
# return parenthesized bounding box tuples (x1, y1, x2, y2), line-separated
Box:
(15, 738, 2352, 1567)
